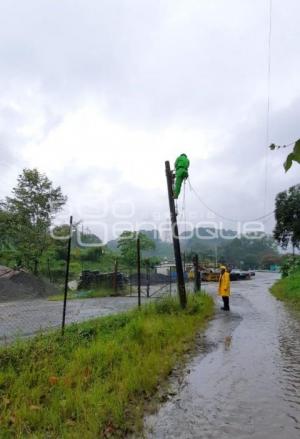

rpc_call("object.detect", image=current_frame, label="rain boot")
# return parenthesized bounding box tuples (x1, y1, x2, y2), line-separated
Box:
(224, 296, 230, 311)
(221, 297, 226, 310)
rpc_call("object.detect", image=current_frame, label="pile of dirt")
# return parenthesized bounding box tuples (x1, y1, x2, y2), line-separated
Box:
(0, 266, 59, 302)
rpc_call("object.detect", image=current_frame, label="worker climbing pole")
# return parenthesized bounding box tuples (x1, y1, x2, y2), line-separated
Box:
(165, 160, 187, 309)
(173, 153, 190, 199)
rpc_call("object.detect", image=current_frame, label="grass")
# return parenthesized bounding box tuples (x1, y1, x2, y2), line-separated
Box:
(270, 269, 300, 310)
(48, 288, 127, 301)
(0, 293, 214, 438)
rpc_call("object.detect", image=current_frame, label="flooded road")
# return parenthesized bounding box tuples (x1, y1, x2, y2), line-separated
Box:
(146, 273, 300, 439)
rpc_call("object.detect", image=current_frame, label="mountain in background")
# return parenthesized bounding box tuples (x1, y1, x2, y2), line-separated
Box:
(105, 227, 280, 268)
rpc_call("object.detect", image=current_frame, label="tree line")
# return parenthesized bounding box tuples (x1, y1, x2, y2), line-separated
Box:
(0, 168, 299, 281)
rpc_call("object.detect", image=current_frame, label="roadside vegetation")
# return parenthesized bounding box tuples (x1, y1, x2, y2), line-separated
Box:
(270, 256, 300, 310)
(271, 184, 300, 309)
(0, 293, 214, 438)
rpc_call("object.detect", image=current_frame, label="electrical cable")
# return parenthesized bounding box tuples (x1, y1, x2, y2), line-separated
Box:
(263, 0, 273, 214)
(188, 179, 275, 223)
(182, 180, 187, 236)
(273, 140, 297, 148)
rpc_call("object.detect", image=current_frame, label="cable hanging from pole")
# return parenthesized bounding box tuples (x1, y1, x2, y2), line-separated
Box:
(188, 179, 275, 223)
(182, 180, 188, 237)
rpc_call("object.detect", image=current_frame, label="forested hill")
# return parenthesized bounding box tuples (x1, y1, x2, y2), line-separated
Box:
(106, 227, 280, 268)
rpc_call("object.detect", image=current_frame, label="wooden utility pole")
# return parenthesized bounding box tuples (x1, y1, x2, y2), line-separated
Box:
(62, 215, 73, 335)
(165, 161, 187, 308)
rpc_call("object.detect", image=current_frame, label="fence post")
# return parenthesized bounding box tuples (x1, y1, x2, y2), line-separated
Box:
(113, 258, 118, 294)
(137, 236, 141, 307)
(169, 267, 172, 296)
(193, 254, 201, 293)
(62, 215, 73, 336)
(129, 268, 132, 296)
(146, 262, 150, 298)
(47, 258, 52, 283)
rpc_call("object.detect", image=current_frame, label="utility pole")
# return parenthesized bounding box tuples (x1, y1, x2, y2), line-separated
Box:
(165, 161, 187, 308)
(62, 215, 73, 336)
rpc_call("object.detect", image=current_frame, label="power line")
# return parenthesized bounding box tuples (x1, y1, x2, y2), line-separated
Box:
(263, 0, 273, 215)
(182, 180, 188, 237)
(188, 180, 275, 223)
(272, 140, 297, 148)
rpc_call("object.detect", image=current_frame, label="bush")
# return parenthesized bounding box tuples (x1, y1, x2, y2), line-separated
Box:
(280, 255, 300, 277)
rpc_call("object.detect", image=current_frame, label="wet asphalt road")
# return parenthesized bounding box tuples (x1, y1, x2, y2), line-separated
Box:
(145, 272, 300, 439)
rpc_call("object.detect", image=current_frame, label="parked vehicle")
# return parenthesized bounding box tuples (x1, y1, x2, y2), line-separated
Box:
(230, 269, 251, 281)
(201, 269, 220, 282)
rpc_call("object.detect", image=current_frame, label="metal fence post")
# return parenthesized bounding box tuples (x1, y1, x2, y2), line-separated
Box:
(62, 215, 73, 336)
(113, 258, 118, 294)
(129, 268, 132, 296)
(146, 263, 150, 298)
(137, 236, 141, 307)
(47, 258, 52, 283)
(193, 254, 201, 293)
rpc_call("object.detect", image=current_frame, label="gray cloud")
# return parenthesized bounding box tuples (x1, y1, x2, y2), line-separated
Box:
(0, 0, 299, 239)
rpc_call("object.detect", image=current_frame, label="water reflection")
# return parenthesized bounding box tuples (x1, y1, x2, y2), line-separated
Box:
(224, 335, 232, 351)
(278, 307, 300, 428)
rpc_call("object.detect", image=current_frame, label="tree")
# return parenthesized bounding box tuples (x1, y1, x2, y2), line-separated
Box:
(270, 139, 300, 172)
(117, 231, 155, 266)
(223, 235, 278, 268)
(80, 247, 103, 262)
(273, 184, 300, 252)
(260, 253, 282, 270)
(0, 208, 13, 249)
(1, 168, 67, 273)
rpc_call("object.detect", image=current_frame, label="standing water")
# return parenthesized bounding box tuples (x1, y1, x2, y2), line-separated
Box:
(145, 272, 300, 438)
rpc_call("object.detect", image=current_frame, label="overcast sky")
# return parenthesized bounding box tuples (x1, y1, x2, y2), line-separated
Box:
(0, 0, 299, 242)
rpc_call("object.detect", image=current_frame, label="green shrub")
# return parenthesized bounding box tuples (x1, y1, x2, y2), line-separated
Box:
(280, 255, 300, 278)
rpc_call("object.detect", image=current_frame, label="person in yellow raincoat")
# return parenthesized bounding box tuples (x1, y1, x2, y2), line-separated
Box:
(218, 265, 231, 311)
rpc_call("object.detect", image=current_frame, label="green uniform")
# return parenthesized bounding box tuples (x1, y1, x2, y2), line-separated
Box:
(174, 154, 190, 198)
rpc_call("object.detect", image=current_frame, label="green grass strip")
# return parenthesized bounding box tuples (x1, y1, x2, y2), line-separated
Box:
(0, 294, 214, 438)
(48, 288, 123, 301)
(270, 270, 300, 310)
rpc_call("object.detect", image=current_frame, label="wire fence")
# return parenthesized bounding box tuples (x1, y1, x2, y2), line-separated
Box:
(0, 262, 187, 346)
